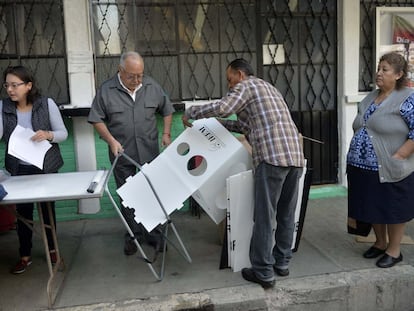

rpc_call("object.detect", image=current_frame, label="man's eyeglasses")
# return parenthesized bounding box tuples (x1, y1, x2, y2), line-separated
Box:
(120, 67, 144, 81)
(3, 82, 26, 89)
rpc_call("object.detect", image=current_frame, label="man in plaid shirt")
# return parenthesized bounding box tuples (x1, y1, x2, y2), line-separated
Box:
(183, 58, 304, 288)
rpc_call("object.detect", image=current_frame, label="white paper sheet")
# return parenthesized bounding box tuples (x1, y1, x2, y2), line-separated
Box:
(8, 125, 52, 169)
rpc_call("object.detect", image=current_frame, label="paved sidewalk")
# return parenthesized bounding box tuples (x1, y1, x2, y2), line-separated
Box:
(1, 194, 414, 311)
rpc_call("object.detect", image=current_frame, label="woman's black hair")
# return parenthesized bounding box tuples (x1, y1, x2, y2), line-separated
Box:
(3, 65, 41, 103)
(227, 58, 254, 76)
(379, 52, 408, 90)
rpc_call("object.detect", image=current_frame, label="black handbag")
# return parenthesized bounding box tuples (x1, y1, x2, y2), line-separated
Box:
(347, 217, 372, 237)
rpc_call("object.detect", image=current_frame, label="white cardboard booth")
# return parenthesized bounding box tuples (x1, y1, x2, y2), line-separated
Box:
(115, 117, 308, 274)
(117, 117, 252, 232)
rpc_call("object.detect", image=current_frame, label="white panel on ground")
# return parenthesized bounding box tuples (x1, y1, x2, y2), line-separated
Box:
(292, 163, 307, 248)
(226, 164, 306, 272)
(226, 170, 254, 272)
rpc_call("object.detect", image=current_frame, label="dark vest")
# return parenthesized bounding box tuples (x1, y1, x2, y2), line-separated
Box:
(2, 97, 64, 175)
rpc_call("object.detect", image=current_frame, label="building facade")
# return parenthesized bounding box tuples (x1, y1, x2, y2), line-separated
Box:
(0, 0, 412, 217)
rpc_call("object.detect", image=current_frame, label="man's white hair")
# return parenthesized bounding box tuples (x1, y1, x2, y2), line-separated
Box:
(119, 51, 143, 68)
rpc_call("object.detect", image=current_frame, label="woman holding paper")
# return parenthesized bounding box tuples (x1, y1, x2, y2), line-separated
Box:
(0, 65, 68, 274)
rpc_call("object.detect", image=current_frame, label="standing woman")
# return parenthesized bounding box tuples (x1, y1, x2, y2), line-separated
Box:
(347, 52, 414, 268)
(0, 66, 68, 274)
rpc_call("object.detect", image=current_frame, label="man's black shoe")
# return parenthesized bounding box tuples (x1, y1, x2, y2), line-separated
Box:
(241, 268, 275, 289)
(273, 266, 289, 277)
(149, 239, 167, 253)
(124, 237, 138, 256)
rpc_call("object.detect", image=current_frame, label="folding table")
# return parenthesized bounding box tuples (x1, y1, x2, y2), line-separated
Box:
(0, 170, 109, 308)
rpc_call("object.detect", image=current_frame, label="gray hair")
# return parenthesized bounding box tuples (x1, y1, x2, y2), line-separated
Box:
(119, 51, 143, 68)
(379, 52, 408, 90)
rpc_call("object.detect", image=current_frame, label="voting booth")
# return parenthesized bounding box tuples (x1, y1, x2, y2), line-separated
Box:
(113, 117, 309, 276)
(111, 118, 252, 279)
(117, 118, 252, 231)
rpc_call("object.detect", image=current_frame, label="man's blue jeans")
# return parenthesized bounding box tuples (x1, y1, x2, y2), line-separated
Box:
(249, 162, 303, 281)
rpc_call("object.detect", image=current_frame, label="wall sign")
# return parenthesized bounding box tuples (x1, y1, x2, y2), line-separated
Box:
(376, 7, 414, 87)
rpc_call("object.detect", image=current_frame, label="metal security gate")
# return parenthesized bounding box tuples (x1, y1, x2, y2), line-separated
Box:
(92, 0, 338, 185)
(0, 0, 68, 105)
(257, 1, 338, 184)
(2, 1, 413, 185)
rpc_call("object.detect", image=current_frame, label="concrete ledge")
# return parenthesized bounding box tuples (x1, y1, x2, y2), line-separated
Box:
(267, 265, 414, 311)
(54, 265, 414, 311)
(206, 285, 266, 311)
(53, 289, 265, 311)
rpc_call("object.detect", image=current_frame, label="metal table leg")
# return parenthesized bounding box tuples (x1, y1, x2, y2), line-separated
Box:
(37, 202, 65, 308)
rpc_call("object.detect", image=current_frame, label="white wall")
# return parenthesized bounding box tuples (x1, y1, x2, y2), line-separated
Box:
(63, 0, 100, 213)
(337, 0, 367, 186)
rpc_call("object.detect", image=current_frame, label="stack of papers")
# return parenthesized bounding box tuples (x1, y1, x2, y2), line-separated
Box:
(8, 125, 52, 170)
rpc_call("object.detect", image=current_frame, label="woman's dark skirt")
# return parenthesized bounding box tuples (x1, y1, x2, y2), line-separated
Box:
(347, 165, 414, 224)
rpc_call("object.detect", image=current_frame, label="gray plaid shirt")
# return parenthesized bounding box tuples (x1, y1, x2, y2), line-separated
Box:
(185, 76, 304, 168)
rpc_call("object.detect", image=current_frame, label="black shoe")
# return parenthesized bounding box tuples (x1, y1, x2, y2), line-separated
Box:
(241, 268, 275, 289)
(149, 239, 167, 253)
(363, 246, 386, 259)
(376, 253, 403, 268)
(124, 238, 138, 256)
(273, 266, 289, 277)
